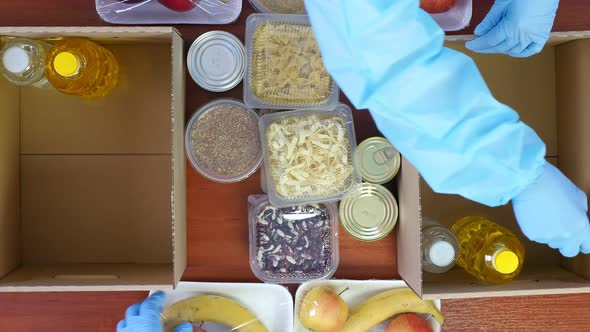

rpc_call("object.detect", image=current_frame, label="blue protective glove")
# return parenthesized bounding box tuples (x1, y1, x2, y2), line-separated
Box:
(514, 163, 590, 257)
(466, 0, 559, 57)
(304, 0, 589, 256)
(117, 291, 193, 332)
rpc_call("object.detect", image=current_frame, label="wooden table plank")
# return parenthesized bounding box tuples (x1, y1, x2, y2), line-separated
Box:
(0, 1, 589, 331)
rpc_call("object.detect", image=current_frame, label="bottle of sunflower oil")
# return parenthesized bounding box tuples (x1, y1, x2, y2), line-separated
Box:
(450, 216, 525, 284)
(46, 38, 119, 97)
(0, 37, 50, 88)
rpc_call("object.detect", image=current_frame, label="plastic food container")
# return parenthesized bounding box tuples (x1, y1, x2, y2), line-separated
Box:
(185, 99, 262, 183)
(259, 104, 361, 207)
(248, 0, 305, 14)
(248, 195, 339, 284)
(244, 14, 340, 110)
(427, 0, 473, 32)
(95, 0, 242, 25)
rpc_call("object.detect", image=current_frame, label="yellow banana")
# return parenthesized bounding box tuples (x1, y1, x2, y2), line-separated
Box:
(161, 295, 268, 332)
(343, 288, 444, 332)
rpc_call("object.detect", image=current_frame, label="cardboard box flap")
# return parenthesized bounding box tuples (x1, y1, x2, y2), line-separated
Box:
(0, 27, 174, 43)
(555, 38, 590, 278)
(0, 79, 20, 279)
(171, 30, 187, 287)
(397, 158, 423, 296)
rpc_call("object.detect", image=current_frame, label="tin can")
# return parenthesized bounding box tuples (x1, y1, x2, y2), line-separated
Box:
(355, 137, 401, 184)
(339, 183, 399, 242)
(187, 31, 245, 93)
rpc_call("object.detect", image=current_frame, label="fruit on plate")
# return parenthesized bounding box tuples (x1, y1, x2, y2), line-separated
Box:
(161, 295, 268, 332)
(342, 288, 444, 332)
(420, 0, 457, 13)
(158, 0, 199, 12)
(300, 287, 348, 332)
(385, 314, 433, 332)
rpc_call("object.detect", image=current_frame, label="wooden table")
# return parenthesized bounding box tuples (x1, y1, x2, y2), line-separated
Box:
(0, 1, 589, 331)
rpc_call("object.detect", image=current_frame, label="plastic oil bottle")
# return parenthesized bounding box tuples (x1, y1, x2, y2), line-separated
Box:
(46, 38, 119, 97)
(422, 218, 459, 274)
(0, 38, 50, 88)
(451, 216, 525, 284)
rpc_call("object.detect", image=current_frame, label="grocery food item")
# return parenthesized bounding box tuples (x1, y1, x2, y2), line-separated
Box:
(46, 38, 119, 97)
(342, 288, 444, 332)
(422, 218, 459, 274)
(420, 0, 457, 13)
(451, 216, 525, 284)
(299, 287, 348, 332)
(248, 195, 339, 283)
(249, 0, 305, 14)
(246, 15, 337, 109)
(385, 314, 433, 332)
(186, 99, 262, 183)
(261, 106, 359, 206)
(0, 37, 50, 88)
(187, 30, 245, 92)
(355, 137, 400, 184)
(161, 295, 268, 332)
(159, 0, 199, 12)
(339, 183, 398, 242)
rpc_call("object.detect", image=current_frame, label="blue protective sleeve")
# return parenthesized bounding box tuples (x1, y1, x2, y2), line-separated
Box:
(305, 0, 546, 207)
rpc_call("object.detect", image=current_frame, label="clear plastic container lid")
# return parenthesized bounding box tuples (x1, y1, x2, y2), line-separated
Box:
(248, 0, 305, 14)
(259, 104, 361, 208)
(185, 99, 262, 183)
(248, 194, 339, 283)
(95, 0, 242, 25)
(425, 0, 473, 32)
(244, 14, 340, 110)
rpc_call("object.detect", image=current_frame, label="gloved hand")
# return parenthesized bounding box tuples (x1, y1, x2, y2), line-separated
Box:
(117, 291, 193, 332)
(466, 0, 559, 58)
(513, 162, 590, 257)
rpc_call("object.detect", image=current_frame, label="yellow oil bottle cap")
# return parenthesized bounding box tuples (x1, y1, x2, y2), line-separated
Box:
(54, 52, 79, 77)
(494, 250, 519, 274)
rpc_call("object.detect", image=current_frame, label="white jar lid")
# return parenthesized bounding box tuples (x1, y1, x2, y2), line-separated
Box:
(428, 241, 456, 267)
(2, 46, 30, 74)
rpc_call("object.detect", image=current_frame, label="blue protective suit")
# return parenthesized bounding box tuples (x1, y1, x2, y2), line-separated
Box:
(304, 0, 590, 257)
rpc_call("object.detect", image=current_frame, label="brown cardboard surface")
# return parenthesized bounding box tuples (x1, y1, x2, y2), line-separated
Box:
(21, 44, 172, 155)
(555, 39, 590, 279)
(447, 43, 558, 156)
(396, 157, 423, 296)
(0, 264, 172, 291)
(21, 155, 172, 264)
(171, 31, 187, 286)
(0, 27, 185, 291)
(0, 79, 20, 278)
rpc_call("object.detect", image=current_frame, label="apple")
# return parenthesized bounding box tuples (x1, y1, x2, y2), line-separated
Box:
(420, 0, 457, 14)
(158, 0, 199, 12)
(385, 314, 433, 332)
(299, 287, 348, 332)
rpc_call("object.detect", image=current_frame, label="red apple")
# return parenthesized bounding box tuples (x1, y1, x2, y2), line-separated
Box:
(420, 0, 456, 14)
(385, 313, 433, 332)
(158, 0, 199, 12)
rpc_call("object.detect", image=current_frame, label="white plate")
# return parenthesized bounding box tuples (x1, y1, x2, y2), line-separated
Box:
(153, 281, 294, 332)
(294, 279, 442, 332)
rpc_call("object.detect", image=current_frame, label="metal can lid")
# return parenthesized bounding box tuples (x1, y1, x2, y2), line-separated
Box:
(355, 137, 400, 184)
(339, 183, 398, 242)
(187, 31, 245, 93)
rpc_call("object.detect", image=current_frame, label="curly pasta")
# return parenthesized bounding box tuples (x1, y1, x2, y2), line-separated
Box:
(251, 23, 333, 106)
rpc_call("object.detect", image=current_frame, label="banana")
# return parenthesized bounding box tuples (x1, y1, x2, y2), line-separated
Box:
(343, 288, 444, 332)
(161, 295, 268, 332)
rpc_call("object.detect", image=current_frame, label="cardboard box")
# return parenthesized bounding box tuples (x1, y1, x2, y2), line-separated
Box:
(398, 33, 590, 299)
(0, 27, 186, 291)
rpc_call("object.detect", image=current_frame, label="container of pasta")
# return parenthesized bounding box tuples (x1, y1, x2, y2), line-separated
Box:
(244, 14, 340, 110)
(249, 0, 306, 14)
(259, 104, 361, 207)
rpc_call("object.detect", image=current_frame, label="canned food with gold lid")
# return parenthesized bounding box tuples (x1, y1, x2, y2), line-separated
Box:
(339, 183, 399, 242)
(355, 137, 401, 184)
